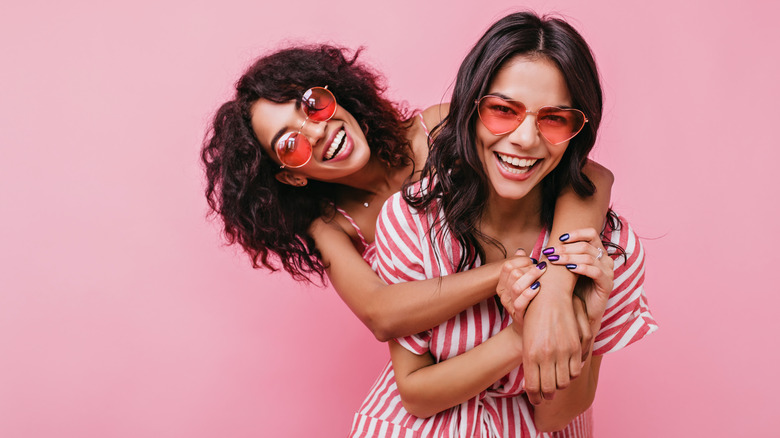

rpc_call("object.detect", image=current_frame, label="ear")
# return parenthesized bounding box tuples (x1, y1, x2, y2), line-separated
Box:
(275, 171, 308, 187)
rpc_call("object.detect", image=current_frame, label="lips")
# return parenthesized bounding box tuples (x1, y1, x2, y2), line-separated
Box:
(323, 128, 346, 160)
(495, 152, 539, 175)
(321, 126, 353, 163)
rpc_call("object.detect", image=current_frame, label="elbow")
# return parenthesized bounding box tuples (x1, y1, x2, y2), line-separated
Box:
(398, 395, 437, 419)
(584, 160, 615, 189)
(535, 409, 582, 433)
(535, 394, 597, 432)
(536, 416, 574, 433)
(361, 308, 394, 342)
(396, 382, 438, 418)
(370, 325, 393, 343)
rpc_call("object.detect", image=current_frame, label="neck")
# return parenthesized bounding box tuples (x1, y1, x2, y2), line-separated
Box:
(330, 155, 413, 210)
(479, 186, 544, 240)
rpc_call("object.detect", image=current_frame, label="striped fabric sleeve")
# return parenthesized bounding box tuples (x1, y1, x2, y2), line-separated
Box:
(593, 216, 658, 355)
(373, 192, 433, 355)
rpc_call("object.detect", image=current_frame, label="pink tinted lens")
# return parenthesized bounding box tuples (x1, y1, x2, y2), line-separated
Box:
(301, 87, 336, 122)
(275, 131, 312, 168)
(477, 96, 527, 135)
(536, 107, 586, 145)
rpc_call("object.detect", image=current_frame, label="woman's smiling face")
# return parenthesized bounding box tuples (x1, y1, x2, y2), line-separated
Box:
(250, 96, 371, 182)
(475, 55, 573, 202)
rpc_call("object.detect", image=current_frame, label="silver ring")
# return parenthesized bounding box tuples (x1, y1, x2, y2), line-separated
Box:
(596, 247, 603, 260)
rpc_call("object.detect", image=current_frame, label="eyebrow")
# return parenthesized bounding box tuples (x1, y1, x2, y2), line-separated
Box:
(485, 92, 574, 109)
(268, 99, 303, 149)
(269, 127, 287, 151)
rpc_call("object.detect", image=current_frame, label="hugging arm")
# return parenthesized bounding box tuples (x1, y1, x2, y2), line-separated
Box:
(518, 160, 614, 405)
(310, 218, 508, 341)
(390, 265, 544, 418)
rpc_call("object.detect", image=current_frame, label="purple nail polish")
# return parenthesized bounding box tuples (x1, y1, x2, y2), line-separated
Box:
(559, 233, 570, 242)
(542, 247, 555, 255)
(530, 258, 538, 265)
(530, 281, 540, 290)
(566, 264, 577, 269)
(547, 255, 560, 262)
(537, 261, 547, 270)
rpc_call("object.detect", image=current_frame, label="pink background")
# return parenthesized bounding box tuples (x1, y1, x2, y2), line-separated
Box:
(1, 0, 778, 436)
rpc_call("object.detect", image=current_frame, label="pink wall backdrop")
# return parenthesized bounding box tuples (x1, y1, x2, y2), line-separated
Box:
(1, 0, 778, 436)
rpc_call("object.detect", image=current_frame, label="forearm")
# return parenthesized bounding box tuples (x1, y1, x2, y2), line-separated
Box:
(334, 263, 502, 341)
(316, 220, 501, 341)
(391, 328, 523, 418)
(540, 160, 613, 298)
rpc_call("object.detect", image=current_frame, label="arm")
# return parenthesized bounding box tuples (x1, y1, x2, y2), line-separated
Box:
(519, 160, 614, 404)
(310, 218, 505, 341)
(391, 269, 543, 418)
(391, 328, 523, 418)
(532, 228, 614, 431)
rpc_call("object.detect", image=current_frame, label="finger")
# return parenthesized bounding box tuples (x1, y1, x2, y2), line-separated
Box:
(548, 253, 600, 267)
(558, 228, 602, 245)
(524, 364, 543, 406)
(564, 263, 613, 293)
(511, 285, 541, 323)
(507, 265, 546, 316)
(539, 361, 557, 401)
(556, 355, 571, 390)
(497, 256, 531, 294)
(499, 267, 528, 313)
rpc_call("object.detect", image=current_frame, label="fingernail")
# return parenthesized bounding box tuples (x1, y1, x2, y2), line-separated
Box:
(516, 247, 525, 253)
(530, 258, 538, 265)
(542, 247, 555, 255)
(530, 281, 540, 290)
(566, 264, 577, 269)
(537, 261, 547, 270)
(559, 233, 570, 242)
(547, 255, 559, 262)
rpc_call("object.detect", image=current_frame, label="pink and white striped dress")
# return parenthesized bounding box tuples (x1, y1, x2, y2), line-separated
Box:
(349, 189, 657, 438)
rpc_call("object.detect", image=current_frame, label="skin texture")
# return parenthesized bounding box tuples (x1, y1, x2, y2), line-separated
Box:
(390, 56, 612, 428)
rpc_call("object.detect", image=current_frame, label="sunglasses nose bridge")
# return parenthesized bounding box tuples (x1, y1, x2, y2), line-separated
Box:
(506, 110, 543, 146)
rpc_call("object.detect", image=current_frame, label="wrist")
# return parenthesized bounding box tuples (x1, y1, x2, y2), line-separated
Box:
(537, 264, 577, 296)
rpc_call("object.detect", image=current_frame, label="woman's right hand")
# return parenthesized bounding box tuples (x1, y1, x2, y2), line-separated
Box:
(496, 249, 545, 334)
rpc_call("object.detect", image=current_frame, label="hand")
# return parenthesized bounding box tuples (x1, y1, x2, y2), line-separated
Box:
(520, 272, 582, 405)
(496, 249, 545, 323)
(546, 228, 614, 323)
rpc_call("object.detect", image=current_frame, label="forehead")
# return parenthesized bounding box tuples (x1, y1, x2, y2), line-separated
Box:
(488, 56, 571, 106)
(250, 98, 297, 150)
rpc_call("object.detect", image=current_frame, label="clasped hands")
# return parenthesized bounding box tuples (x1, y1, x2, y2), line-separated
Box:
(497, 228, 614, 405)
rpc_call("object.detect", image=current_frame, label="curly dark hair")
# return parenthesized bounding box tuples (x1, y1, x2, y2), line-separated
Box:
(202, 45, 413, 282)
(406, 12, 605, 272)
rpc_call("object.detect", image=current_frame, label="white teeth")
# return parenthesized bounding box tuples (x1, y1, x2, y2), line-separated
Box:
(325, 129, 346, 160)
(497, 153, 537, 172)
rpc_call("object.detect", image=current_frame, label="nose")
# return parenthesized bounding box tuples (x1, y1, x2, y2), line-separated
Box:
(299, 117, 327, 145)
(505, 113, 540, 149)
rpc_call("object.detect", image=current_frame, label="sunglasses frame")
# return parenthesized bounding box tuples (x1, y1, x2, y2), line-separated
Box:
(475, 95, 588, 145)
(275, 86, 337, 169)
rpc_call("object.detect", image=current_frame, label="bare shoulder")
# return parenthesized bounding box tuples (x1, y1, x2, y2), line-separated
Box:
(583, 159, 614, 187)
(421, 103, 450, 129)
